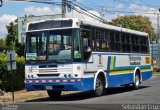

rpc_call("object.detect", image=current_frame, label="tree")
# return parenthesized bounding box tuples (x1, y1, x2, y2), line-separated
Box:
(109, 15, 156, 41)
(0, 39, 6, 47)
(6, 22, 16, 49)
(5, 20, 24, 56)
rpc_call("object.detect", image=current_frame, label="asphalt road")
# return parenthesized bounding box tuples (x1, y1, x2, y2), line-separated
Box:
(1, 75, 160, 110)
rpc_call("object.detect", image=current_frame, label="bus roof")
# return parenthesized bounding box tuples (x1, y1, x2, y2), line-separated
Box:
(80, 19, 148, 36)
(27, 18, 148, 36)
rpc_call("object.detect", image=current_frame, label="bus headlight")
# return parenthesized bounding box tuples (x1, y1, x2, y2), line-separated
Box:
(74, 74, 78, 77)
(28, 75, 30, 79)
(64, 74, 67, 78)
(77, 65, 81, 71)
(68, 74, 73, 78)
(29, 67, 33, 73)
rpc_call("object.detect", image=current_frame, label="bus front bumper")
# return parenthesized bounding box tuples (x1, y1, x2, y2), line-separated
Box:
(24, 78, 94, 91)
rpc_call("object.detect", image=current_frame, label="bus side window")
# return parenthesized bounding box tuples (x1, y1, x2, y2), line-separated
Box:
(121, 33, 131, 53)
(105, 31, 110, 51)
(81, 30, 92, 61)
(95, 31, 100, 50)
(131, 35, 136, 53)
(126, 34, 131, 52)
(73, 29, 81, 61)
(131, 35, 140, 53)
(110, 31, 115, 51)
(140, 36, 148, 53)
(146, 37, 150, 53)
(114, 32, 121, 51)
(121, 33, 126, 52)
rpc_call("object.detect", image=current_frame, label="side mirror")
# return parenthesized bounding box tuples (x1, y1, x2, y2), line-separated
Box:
(85, 47, 92, 53)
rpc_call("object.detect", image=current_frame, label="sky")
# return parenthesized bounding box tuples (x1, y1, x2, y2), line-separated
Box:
(0, 0, 160, 39)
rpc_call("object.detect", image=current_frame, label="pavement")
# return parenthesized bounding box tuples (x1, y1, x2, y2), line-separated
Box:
(1, 74, 160, 110)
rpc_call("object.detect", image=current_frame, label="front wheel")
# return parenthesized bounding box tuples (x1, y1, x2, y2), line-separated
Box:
(47, 90, 62, 99)
(91, 76, 105, 97)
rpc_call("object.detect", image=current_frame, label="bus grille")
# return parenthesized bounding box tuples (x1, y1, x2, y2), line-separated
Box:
(33, 65, 72, 78)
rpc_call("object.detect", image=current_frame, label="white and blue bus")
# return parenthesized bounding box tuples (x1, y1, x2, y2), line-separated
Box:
(25, 18, 152, 98)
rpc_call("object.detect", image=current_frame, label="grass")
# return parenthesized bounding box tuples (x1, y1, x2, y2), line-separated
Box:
(0, 90, 77, 103)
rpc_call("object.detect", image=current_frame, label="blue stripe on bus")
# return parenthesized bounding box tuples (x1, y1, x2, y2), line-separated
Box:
(107, 56, 111, 71)
(141, 71, 153, 81)
(107, 71, 152, 87)
(107, 72, 134, 87)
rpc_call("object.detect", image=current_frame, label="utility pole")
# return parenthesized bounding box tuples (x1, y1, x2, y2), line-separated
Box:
(157, 8, 160, 66)
(0, 0, 2, 7)
(62, 0, 67, 18)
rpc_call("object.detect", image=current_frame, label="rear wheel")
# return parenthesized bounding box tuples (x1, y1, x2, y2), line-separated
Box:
(47, 90, 62, 99)
(133, 73, 140, 89)
(91, 76, 105, 97)
(125, 73, 140, 90)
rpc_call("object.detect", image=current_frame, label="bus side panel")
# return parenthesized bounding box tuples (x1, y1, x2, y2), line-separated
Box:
(141, 71, 152, 81)
(107, 73, 134, 87)
(82, 77, 94, 90)
(107, 54, 152, 87)
(107, 55, 134, 87)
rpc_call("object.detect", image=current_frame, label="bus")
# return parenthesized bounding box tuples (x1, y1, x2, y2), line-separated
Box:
(25, 18, 152, 99)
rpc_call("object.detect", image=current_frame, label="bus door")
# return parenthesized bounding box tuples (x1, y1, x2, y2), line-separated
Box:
(80, 28, 94, 73)
(80, 29, 92, 62)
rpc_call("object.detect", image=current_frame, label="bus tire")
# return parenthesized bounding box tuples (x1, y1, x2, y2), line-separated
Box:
(132, 73, 140, 89)
(91, 75, 105, 97)
(47, 90, 62, 99)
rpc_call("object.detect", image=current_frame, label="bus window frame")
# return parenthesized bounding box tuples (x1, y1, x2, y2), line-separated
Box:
(80, 28, 92, 62)
(79, 25, 150, 54)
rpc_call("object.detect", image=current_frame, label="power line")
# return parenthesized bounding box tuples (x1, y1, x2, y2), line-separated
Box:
(11, 0, 61, 5)
(129, 0, 159, 12)
(116, 0, 157, 11)
(84, 0, 100, 8)
(72, 1, 120, 18)
(10, 0, 107, 23)
(115, 0, 131, 6)
(139, 0, 159, 8)
(68, 1, 108, 23)
(72, 0, 94, 10)
(62, 0, 67, 18)
(129, 0, 146, 7)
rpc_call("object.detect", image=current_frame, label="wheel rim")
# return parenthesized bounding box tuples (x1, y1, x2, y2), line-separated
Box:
(135, 75, 140, 86)
(95, 78, 103, 95)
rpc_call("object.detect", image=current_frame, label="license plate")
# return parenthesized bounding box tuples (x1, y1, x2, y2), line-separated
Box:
(45, 86, 53, 90)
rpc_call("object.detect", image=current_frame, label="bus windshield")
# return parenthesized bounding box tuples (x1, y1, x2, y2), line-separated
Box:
(26, 29, 81, 62)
